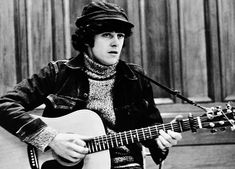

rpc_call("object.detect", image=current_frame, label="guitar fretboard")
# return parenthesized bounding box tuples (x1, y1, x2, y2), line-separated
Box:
(86, 117, 201, 153)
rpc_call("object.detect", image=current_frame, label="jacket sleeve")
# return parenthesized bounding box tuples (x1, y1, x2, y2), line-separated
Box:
(134, 66, 169, 164)
(0, 62, 57, 141)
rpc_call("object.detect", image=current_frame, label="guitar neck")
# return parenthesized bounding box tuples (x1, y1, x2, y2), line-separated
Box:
(86, 116, 202, 153)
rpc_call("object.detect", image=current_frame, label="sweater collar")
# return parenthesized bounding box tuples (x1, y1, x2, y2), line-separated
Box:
(65, 54, 137, 80)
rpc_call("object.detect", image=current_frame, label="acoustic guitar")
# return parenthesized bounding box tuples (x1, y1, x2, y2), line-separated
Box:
(0, 105, 234, 169)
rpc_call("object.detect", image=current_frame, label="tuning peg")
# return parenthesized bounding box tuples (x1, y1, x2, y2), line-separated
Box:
(209, 122, 215, 128)
(219, 121, 225, 125)
(210, 128, 217, 133)
(216, 106, 222, 110)
(231, 126, 235, 131)
(226, 102, 232, 109)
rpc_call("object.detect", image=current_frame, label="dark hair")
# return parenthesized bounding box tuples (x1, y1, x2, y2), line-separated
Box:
(72, 20, 133, 52)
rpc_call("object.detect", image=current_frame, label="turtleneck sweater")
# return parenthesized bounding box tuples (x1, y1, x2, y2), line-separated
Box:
(84, 55, 141, 169)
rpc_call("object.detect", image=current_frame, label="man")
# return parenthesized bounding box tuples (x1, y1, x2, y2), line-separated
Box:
(0, 1, 182, 169)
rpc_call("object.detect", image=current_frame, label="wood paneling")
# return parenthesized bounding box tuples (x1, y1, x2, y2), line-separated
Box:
(0, 0, 16, 94)
(204, 0, 222, 102)
(179, 0, 210, 102)
(26, 0, 53, 76)
(1, 1, 235, 168)
(145, 0, 172, 100)
(218, 0, 235, 101)
(51, 0, 70, 60)
(1, 0, 235, 103)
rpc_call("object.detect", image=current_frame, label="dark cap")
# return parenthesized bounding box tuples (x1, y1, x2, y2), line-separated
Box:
(75, 1, 134, 29)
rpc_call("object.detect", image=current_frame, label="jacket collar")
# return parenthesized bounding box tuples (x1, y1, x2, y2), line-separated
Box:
(65, 53, 85, 70)
(65, 54, 137, 80)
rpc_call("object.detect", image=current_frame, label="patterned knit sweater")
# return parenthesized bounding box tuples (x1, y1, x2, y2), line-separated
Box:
(84, 55, 141, 169)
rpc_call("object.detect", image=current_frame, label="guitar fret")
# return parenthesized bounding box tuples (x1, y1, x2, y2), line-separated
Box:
(148, 127, 152, 139)
(136, 129, 140, 141)
(197, 116, 202, 128)
(96, 137, 101, 151)
(87, 141, 91, 153)
(150, 126, 157, 137)
(101, 136, 104, 150)
(114, 134, 118, 146)
(104, 135, 108, 149)
(124, 131, 128, 144)
(178, 121, 183, 132)
(107, 135, 110, 149)
(144, 128, 150, 139)
(119, 133, 123, 146)
(110, 134, 114, 148)
(141, 128, 146, 140)
(162, 124, 165, 131)
(133, 130, 138, 142)
(91, 141, 95, 153)
(99, 137, 102, 151)
(155, 126, 160, 135)
(130, 131, 134, 143)
(88, 141, 92, 153)
(93, 139, 97, 152)
(170, 123, 174, 131)
(158, 125, 163, 131)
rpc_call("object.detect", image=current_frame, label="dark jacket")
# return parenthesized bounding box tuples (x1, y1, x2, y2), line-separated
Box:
(0, 54, 168, 166)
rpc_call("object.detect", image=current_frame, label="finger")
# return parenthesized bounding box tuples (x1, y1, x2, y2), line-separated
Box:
(156, 137, 167, 150)
(158, 135, 172, 148)
(71, 143, 89, 154)
(171, 115, 183, 123)
(72, 139, 87, 147)
(167, 130, 182, 141)
(159, 130, 174, 144)
(69, 151, 86, 160)
(58, 153, 81, 163)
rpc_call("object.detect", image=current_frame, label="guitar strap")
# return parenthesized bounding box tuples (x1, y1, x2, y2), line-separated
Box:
(132, 69, 207, 111)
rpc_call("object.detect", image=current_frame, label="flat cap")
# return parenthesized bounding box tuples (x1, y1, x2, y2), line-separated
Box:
(75, 1, 134, 28)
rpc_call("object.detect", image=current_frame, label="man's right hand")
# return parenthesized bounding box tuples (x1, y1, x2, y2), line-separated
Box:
(49, 133, 89, 163)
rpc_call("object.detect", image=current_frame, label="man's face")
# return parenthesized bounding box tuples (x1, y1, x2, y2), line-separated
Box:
(91, 32, 125, 65)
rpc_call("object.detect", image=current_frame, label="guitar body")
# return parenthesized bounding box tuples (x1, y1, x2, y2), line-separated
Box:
(0, 109, 110, 169)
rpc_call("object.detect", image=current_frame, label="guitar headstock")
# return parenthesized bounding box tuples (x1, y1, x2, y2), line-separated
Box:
(200, 102, 235, 133)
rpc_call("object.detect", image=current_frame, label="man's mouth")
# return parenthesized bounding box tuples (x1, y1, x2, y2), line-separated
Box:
(108, 51, 118, 54)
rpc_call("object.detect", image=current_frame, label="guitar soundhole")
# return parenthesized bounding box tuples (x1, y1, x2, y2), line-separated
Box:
(41, 160, 84, 169)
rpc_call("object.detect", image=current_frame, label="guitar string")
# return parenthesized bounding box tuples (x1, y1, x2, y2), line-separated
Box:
(88, 109, 233, 152)
(88, 110, 234, 153)
(87, 117, 208, 153)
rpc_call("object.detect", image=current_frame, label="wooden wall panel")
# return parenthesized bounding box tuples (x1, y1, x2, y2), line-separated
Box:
(124, 0, 142, 65)
(14, 0, 29, 82)
(1, 1, 235, 169)
(204, 0, 222, 102)
(69, 0, 91, 57)
(179, 0, 210, 103)
(166, 0, 182, 103)
(218, 0, 235, 101)
(26, 0, 53, 76)
(51, 0, 70, 60)
(1, 0, 235, 104)
(0, 0, 16, 95)
(145, 0, 172, 101)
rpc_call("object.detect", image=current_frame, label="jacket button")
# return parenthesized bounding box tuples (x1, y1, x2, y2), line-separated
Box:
(83, 93, 88, 99)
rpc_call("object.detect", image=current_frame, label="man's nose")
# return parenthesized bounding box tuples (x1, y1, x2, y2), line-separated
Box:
(110, 35, 119, 47)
